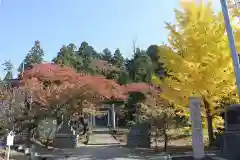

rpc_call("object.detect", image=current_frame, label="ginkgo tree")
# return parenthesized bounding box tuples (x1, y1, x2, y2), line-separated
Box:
(153, 0, 240, 145)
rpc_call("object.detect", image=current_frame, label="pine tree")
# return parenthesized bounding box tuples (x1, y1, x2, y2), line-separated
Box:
(18, 40, 44, 72)
(52, 44, 77, 68)
(112, 48, 124, 67)
(77, 41, 94, 73)
(102, 48, 112, 62)
(2, 60, 13, 83)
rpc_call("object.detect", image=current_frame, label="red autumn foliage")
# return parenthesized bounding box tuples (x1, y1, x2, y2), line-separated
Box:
(123, 83, 152, 93)
(21, 63, 77, 82)
(19, 64, 135, 106)
(19, 63, 152, 108)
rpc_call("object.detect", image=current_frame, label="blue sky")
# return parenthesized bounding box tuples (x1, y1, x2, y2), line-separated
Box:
(0, 0, 221, 78)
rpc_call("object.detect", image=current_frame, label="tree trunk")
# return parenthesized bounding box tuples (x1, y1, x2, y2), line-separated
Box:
(25, 106, 32, 148)
(27, 126, 31, 146)
(203, 97, 214, 146)
(163, 124, 168, 152)
(79, 117, 87, 135)
(79, 105, 89, 136)
(44, 129, 54, 148)
(155, 128, 160, 152)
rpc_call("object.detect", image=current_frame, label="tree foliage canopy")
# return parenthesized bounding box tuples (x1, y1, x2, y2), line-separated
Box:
(154, 0, 238, 113)
(19, 63, 151, 114)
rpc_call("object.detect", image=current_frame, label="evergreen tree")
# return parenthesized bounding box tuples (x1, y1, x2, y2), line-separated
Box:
(146, 45, 165, 78)
(77, 41, 93, 73)
(18, 40, 44, 72)
(102, 48, 112, 62)
(112, 48, 124, 67)
(52, 43, 77, 68)
(2, 60, 13, 83)
(126, 48, 154, 83)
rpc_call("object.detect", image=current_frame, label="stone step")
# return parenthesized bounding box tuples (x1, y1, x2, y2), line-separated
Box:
(88, 134, 120, 145)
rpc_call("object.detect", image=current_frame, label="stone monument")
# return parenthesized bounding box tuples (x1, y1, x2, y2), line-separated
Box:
(223, 104, 240, 160)
(53, 116, 77, 148)
(127, 121, 151, 148)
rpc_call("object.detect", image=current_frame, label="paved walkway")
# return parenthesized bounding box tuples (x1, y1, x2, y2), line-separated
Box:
(38, 146, 223, 160)
(7, 145, 225, 160)
(87, 133, 120, 145)
(36, 146, 146, 160)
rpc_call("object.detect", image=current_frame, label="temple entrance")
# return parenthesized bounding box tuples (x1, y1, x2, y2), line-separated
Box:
(95, 114, 108, 126)
(88, 104, 118, 129)
(89, 109, 110, 128)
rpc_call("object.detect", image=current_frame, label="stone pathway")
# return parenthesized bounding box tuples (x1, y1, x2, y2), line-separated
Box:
(9, 127, 226, 160)
(87, 133, 120, 145)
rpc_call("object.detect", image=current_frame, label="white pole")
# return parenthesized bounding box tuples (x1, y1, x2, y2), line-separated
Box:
(6, 146, 10, 160)
(6, 131, 14, 160)
(112, 104, 116, 130)
(220, 0, 240, 96)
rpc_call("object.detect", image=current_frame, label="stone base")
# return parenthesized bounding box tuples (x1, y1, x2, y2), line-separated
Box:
(53, 134, 77, 148)
(127, 122, 151, 148)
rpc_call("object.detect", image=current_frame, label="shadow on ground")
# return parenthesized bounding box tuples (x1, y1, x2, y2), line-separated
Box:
(34, 145, 145, 159)
(130, 145, 220, 159)
(8, 143, 220, 160)
(33, 145, 220, 160)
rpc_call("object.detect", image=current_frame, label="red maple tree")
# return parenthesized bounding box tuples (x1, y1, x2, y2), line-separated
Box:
(19, 63, 151, 109)
(16, 63, 155, 139)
